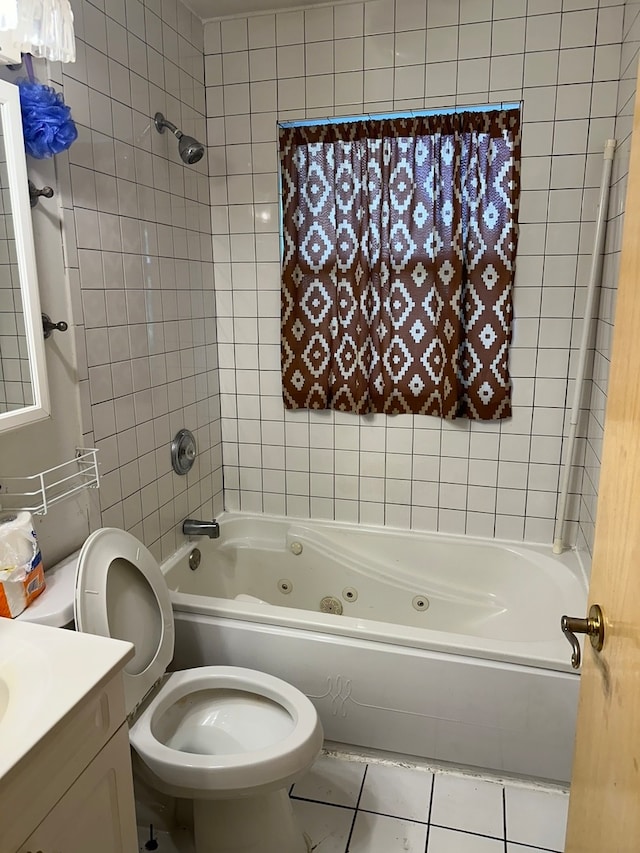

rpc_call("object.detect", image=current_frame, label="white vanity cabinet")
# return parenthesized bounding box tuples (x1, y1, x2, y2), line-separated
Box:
(18, 724, 136, 853)
(0, 621, 137, 853)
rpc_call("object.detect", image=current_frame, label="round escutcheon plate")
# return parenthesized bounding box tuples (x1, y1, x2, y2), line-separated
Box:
(171, 428, 197, 475)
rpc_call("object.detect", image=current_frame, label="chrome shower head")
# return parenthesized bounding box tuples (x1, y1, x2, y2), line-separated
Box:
(154, 112, 204, 165)
(178, 133, 205, 165)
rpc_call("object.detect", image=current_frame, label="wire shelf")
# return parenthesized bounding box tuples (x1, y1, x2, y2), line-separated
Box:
(0, 449, 100, 515)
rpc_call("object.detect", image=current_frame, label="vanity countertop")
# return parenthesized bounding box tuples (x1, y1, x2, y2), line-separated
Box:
(0, 618, 133, 781)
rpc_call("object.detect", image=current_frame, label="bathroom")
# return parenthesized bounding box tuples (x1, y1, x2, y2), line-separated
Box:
(0, 0, 638, 850)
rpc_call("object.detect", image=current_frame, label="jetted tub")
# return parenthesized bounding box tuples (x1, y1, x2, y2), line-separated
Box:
(163, 512, 587, 783)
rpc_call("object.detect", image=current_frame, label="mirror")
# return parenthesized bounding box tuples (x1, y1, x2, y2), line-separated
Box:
(0, 78, 49, 432)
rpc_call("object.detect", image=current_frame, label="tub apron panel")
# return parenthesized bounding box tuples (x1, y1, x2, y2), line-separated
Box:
(172, 613, 579, 783)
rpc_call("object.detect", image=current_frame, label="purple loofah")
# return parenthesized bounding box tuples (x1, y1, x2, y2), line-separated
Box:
(16, 78, 77, 159)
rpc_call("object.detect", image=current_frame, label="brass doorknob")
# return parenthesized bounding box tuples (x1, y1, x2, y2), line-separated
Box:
(561, 604, 605, 670)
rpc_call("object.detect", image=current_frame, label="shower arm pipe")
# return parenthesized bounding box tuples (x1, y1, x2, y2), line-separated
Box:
(552, 138, 617, 555)
(155, 113, 182, 138)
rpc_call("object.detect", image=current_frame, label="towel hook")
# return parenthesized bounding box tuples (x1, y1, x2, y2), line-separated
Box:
(42, 313, 68, 339)
(28, 180, 54, 208)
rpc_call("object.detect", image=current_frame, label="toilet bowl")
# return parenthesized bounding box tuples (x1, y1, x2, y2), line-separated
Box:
(74, 528, 323, 853)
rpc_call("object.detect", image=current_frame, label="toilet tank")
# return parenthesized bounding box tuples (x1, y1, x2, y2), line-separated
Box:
(16, 550, 78, 628)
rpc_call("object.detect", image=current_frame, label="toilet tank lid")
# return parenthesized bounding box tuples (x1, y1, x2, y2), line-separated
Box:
(16, 550, 79, 627)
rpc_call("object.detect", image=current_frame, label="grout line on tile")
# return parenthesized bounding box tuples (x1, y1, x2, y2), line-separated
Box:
(289, 794, 357, 811)
(503, 785, 508, 853)
(343, 762, 368, 852)
(357, 807, 428, 826)
(424, 772, 435, 853)
(429, 824, 506, 843)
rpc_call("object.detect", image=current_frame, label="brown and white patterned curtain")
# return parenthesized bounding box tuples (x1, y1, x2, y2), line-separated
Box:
(279, 109, 521, 419)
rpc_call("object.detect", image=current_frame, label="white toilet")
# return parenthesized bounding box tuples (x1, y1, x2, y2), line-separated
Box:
(74, 527, 323, 853)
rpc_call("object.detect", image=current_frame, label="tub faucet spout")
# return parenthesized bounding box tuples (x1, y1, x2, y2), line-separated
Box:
(183, 518, 220, 539)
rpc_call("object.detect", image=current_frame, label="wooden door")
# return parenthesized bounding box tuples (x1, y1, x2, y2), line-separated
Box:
(565, 61, 640, 852)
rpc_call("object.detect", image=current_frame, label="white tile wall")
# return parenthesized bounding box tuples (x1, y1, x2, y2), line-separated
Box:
(205, 0, 627, 546)
(577, 0, 639, 572)
(52, 0, 224, 561)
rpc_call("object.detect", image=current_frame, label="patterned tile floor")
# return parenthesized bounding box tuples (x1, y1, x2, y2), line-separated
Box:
(137, 750, 569, 853)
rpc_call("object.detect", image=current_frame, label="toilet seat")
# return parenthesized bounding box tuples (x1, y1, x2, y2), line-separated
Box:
(130, 666, 322, 796)
(74, 528, 174, 714)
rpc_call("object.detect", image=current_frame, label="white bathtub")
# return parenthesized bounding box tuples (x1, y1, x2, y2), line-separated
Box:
(163, 512, 587, 783)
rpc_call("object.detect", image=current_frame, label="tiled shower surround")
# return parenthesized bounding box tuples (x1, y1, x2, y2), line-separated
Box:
(579, 0, 640, 563)
(204, 0, 634, 560)
(38, 0, 638, 564)
(50, 0, 224, 560)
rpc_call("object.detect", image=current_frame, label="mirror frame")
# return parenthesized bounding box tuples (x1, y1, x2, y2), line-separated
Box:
(0, 78, 49, 432)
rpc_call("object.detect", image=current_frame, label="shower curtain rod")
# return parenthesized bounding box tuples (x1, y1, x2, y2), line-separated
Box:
(552, 138, 617, 555)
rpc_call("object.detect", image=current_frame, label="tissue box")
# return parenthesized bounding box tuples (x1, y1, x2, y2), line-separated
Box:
(0, 512, 46, 618)
(0, 562, 45, 618)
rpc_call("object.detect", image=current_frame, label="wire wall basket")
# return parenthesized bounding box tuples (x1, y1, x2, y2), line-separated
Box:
(0, 448, 100, 515)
